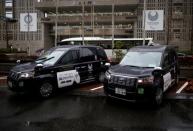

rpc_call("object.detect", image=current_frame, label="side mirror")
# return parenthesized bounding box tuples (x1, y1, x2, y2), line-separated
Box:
(16, 60, 21, 64)
(104, 62, 111, 70)
(35, 63, 43, 70)
(105, 62, 111, 67)
(152, 67, 163, 76)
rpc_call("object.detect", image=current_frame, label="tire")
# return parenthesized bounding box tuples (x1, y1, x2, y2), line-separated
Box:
(39, 81, 54, 98)
(153, 87, 163, 107)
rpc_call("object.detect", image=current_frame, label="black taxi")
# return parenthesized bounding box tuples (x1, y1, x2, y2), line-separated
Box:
(7, 45, 109, 98)
(103, 45, 179, 106)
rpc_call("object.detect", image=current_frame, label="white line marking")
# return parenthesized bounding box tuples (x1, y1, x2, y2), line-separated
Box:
(176, 82, 189, 94)
(0, 76, 7, 80)
(90, 86, 104, 91)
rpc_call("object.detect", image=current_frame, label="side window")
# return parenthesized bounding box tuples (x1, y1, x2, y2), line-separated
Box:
(80, 48, 95, 62)
(58, 50, 79, 65)
(97, 48, 107, 60)
(169, 50, 176, 65)
(163, 52, 169, 68)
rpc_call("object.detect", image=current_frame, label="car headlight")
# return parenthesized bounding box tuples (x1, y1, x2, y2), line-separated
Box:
(20, 72, 34, 78)
(105, 71, 111, 80)
(138, 76, 154, 84)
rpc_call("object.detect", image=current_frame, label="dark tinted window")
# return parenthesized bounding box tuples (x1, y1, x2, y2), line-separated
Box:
(169, 50, 177, 64)
(58, 50, 79, 65)
(163, 52, 169, 67)
(87, 47, 107, 60)
(80, 48, 95, 62)
(97, 48, 107, 60)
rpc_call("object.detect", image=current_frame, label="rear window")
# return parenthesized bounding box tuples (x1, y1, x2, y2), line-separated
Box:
(87, 47, 107, 60)
(97, 48, 107, 60)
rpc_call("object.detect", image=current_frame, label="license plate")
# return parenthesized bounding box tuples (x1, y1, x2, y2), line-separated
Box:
(115, 88, 126, 96)
(8, 81, 13, 88)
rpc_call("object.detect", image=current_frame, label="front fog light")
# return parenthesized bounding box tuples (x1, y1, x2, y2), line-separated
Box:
(105, 71, 111, 80)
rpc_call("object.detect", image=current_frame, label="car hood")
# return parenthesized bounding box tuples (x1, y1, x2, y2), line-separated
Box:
(11, 62, 37, 72)
(109, 64, 155, 77)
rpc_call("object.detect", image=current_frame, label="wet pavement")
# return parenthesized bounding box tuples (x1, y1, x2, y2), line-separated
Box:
(1, 86, 193, 131)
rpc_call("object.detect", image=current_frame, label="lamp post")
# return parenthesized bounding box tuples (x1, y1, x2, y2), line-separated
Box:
(112, 0, 115, 57)
(81, 0, 85, 45)
(142, 0, 146, 46)
(55, 0, 58, 47)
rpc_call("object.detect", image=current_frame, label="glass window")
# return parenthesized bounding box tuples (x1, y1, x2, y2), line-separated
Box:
(97, 48, 107, 60)
(5, 0, 13, 7)
(35, 48, 69, 65)
(80, 48, 95, 62)
(120, 51, 162, 68)
(5, 11, 13, 18)
(163, 52, 169, 67)
(59, 50, 79, 65)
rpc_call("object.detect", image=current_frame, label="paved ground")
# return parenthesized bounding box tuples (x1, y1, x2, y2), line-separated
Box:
(0, 76, 192, 99)
(1, 86, 193, 131)
(1, 76, 193, 131)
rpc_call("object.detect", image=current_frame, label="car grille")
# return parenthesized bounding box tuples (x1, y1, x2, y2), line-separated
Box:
(109, 75, 137, 87)
(9, 71, 20, 80)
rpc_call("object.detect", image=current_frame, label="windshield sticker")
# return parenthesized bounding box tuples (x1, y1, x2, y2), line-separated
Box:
(57, 70, 80, 88)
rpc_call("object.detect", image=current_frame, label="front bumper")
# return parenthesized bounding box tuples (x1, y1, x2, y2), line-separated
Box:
(7, 77, 36, 92)
(103, 81, 155, 102)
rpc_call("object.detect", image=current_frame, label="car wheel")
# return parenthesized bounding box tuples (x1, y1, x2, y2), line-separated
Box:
(153, 87, 163, 107)
(39, 82, 54, 98)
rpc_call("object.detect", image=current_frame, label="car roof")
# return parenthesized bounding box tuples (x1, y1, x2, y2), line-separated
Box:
(129, 45, 174, 52)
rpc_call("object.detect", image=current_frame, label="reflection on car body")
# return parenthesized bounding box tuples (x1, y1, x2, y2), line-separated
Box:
(7, 45, 109, 98)
(103, 45, 179, 106)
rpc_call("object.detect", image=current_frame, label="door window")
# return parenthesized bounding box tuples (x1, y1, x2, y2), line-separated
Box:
(58, 50, 79, 65)
(163, 52, 169, 68)
(80, 48, 95, 62)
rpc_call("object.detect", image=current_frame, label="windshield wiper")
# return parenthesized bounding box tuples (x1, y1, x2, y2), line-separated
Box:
(36, 57, 47, 61)
(36, 56, 55, 63)
(141, 66, 154, 68)
(122, 65, 141, 68)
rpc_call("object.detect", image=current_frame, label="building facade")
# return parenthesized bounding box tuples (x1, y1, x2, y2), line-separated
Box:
(0, 0, 193, 55)
(0, 0, 44, 55)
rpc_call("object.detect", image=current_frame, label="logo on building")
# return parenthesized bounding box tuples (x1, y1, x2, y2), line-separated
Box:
(24, 14, 33, 24)
(145, 10, 164, 31)
(148, 11, 159, 21)
(20, 13, 37, 32)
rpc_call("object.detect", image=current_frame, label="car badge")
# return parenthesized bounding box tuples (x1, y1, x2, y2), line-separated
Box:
(88, 64, 93, 72)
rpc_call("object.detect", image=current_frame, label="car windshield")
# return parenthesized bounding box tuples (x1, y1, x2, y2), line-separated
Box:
(120, 51, 162, 68)
(35, 48, 68, 65)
